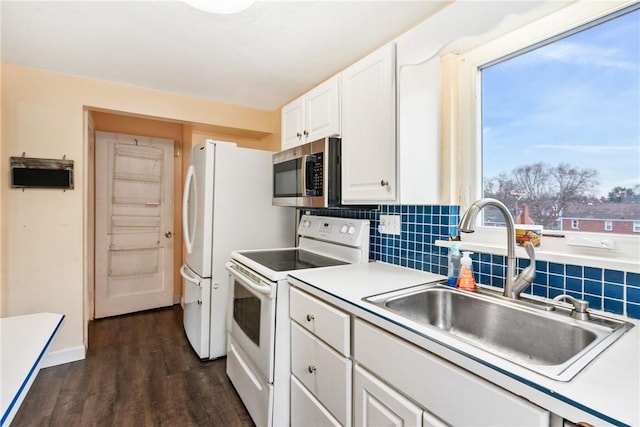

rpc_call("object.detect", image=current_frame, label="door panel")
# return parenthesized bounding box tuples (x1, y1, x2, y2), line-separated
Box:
(95, 131, 174, 318)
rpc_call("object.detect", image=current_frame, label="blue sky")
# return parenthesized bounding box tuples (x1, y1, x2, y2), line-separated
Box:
(482, 6, 639, 198)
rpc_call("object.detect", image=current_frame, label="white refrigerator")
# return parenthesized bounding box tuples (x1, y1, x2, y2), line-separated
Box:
(180, 140, 294, 359)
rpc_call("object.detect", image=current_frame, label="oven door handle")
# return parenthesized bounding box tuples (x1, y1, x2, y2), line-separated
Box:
(226, 262, 275, 298)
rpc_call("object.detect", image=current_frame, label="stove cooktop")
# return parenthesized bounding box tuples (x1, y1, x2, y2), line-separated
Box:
(240, 248, 347, 272)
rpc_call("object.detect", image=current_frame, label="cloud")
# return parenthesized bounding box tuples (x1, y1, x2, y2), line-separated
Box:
(502, 40, 638, 71)
(530, 144, 639, 154)
(531, 41, 638, 71)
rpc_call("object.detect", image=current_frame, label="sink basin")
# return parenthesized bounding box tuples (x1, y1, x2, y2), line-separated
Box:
(364, 283, 634, 381)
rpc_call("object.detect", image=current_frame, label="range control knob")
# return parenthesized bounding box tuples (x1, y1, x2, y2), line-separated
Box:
(340, 225, 348, 234)
(302, 220, 311, 228)
(348, 225, 356, 234)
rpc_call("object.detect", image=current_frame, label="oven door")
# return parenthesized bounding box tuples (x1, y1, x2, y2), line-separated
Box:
(226, 262, 276, 383)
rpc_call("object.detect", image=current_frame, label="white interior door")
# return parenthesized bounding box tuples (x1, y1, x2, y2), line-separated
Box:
(95, 131, 174, 318)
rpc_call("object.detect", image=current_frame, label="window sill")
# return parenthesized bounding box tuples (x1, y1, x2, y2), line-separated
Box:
(435, 229, 640, 274)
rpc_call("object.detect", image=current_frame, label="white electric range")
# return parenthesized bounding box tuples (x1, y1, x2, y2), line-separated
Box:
(225, 215, 370, 427)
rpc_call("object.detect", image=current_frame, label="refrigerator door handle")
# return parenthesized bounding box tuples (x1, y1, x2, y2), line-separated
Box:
(180, 264, 201, 287)
(182, 165, 196, 255)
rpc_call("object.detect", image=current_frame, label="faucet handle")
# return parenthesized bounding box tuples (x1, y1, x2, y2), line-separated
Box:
(509, 242, 537, 299)
(523, 241, 536, 262)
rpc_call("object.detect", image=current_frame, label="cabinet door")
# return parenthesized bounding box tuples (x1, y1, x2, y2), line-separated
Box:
(282, 96, 305, 150)
(341, 43, 396, 204)
(354, 364, 423, 427)
(354, 319, 550, 427)
(305, 76, 341, 142)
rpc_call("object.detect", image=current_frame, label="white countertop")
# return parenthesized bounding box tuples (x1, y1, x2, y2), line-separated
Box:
(288, 262, 640, 426)
(1, 312, 65, 426)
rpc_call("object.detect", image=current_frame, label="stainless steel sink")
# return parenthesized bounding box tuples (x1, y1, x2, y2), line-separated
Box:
(364, 283, 634, 381)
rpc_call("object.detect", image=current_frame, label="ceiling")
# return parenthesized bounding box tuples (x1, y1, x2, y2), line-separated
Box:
(1, 1, 448, 111)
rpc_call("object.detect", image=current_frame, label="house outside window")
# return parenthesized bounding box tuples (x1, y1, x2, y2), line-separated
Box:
(634, 222, 640, 233)
(571, 220, 580, 230)
(605, 221, 613, 231)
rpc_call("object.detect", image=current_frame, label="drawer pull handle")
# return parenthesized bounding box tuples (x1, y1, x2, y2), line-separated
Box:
(308, 365, 316, 374)
(306, 314, 315, 322)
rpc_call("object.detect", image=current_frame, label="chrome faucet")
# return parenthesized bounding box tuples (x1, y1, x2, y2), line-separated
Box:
(458, 198, 536, 299)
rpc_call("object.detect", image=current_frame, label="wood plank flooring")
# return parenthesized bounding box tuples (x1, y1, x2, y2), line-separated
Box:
(12, 306, 254, 427)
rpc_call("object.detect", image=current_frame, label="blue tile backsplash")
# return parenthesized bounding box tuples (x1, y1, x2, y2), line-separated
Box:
(304, 205, 640, 320)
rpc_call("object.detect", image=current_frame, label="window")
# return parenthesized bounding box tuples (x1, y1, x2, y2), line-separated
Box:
(605, 221, 613, 231)
(479, 4, 639, 235)
(634, 222, 640, 233)
(455, 1, 640, 271)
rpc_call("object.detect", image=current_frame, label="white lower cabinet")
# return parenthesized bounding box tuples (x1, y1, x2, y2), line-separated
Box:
(353, 319, 551, 427)
(291, 322, 352, 425)
(289, 286, 554, 427)
(290, 288, 352, 426)
(290, 286, 350, 355)
(291, 374, 342, 427)
(354, 363, 428, 427)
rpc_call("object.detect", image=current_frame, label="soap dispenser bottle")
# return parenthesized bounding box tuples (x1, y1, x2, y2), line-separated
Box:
(456, 251, 477, 291)
(447, 244, 462, 286)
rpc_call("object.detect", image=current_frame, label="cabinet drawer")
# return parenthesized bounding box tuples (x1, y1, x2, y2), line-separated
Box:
(354, 319, 550, 427)
(291, 375, 342, 427)
(290, 287, 350, 356)
(291, 321, 351, 426)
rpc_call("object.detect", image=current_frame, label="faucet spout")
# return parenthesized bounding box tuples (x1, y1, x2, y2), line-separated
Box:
(458, 198, 536, 299)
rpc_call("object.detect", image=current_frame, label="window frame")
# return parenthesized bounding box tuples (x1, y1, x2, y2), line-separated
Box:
(453, 0, 640, 273)
(605, 221, 613, 232)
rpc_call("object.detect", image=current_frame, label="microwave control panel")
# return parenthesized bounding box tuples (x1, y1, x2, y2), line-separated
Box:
(305, 153, 323, 196)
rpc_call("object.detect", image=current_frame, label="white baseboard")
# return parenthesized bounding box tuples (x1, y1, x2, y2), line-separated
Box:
(41, 345, 86, 368)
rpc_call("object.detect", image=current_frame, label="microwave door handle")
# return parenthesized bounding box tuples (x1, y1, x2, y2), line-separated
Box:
(301, 154, 308, 196)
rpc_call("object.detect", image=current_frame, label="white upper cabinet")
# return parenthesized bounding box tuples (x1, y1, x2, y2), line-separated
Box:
(281, 75, 340, 150)
(341, 43, 396, 204)
(282, 96, 305, 150)
(306, 77, 341, 143)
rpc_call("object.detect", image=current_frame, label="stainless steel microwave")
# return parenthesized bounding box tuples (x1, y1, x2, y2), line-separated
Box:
(272, 137, 341, 207)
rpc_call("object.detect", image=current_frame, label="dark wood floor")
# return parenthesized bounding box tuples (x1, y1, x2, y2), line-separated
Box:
(12, 306, 254, 427)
